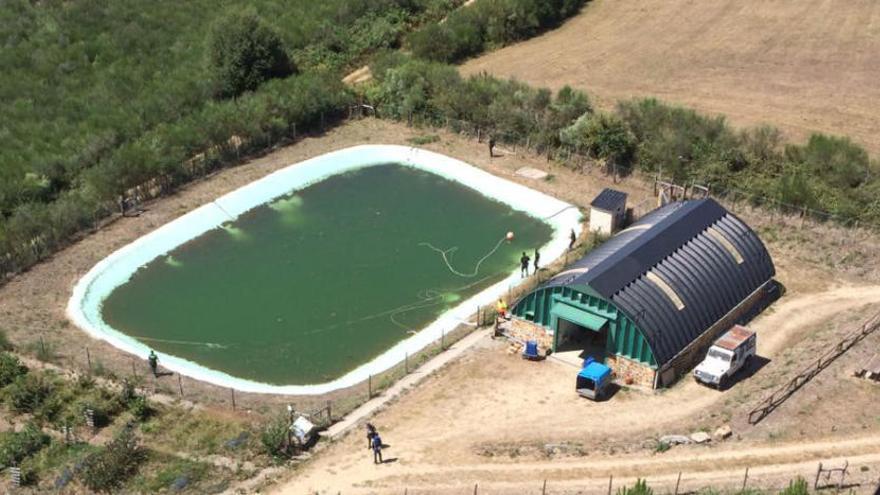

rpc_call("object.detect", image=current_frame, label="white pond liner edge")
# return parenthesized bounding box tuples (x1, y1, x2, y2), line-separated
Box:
(67, 145, 581, 395)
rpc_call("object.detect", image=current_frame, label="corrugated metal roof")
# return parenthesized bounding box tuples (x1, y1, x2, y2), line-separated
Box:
(714, 325, 754, 351)
(543, 198, 775, 365)
(590, 188, 628, 211)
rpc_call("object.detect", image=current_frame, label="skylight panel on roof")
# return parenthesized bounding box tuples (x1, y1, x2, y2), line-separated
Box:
(706, 226, 744, 264)
(645, 271, 685, 310)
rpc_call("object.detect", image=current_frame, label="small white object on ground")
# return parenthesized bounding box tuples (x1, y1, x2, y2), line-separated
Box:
(714, 425, 733, 440)
(690, 431, 712, 444)
(659, 435, 691, 445)
(515, 167, 549, 180)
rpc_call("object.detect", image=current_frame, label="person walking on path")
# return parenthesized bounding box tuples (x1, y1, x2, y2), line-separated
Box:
(533, 248, 541, 272)
(366, 423, 377, 449)
(147, 350, 158, 377)
(520, 252, 531, 278)
(371, 432, 383, 464)
(488, 137, 496, 158)
(569, 229, 576, 250)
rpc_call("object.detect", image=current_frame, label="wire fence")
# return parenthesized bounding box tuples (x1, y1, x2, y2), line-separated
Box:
(315, 462, 880, 495)
(354, 105, 879, 235)
(748, 310, 880, 425)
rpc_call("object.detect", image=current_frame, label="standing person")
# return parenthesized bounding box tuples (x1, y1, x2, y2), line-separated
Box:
(488, 136, 496, 158)
(533, 248, 541, 272)
(569, 229, 577, 250)
(371, 431, 383, 464)
(520, 252, 530, 278)
(365, 423, 377, 450)
(496, 298, 508, 320)
(147, 350, 158, 377)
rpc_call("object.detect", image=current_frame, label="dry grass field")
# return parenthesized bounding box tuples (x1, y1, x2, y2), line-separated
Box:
(461, 0, 880, 154)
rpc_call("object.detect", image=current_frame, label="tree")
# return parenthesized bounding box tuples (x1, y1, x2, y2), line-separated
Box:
(208, 12, 295, 99)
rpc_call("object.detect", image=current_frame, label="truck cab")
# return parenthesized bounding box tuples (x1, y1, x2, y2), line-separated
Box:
(694, 325, 756, 389)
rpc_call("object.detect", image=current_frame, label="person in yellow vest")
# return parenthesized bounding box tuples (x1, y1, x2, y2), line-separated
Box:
(496, 298, 508, 320)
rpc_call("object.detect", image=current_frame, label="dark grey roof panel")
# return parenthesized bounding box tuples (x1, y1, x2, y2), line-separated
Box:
(539, 198, 775, 365)
(590, 188, 628, 211)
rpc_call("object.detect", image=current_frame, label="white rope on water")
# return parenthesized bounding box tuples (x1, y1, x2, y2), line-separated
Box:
(418, 236, 508, 278)
(134, 335, 228, 350)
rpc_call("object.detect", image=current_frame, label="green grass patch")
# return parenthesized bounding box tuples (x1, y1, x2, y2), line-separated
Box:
(407, 133, 440, 145)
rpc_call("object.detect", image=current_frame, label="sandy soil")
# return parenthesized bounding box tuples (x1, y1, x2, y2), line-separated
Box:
(271, 283, 880, 494)
(2, 117, 879, 493)
(461, 0, 880, 154)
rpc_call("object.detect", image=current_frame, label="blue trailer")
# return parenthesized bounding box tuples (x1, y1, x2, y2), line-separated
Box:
(576, 361, 612, 400)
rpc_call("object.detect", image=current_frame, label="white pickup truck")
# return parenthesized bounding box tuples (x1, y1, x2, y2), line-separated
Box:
(694, 325, 756, 389)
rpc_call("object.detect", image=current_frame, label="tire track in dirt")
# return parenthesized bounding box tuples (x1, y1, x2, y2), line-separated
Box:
(272, 284, 880, 494)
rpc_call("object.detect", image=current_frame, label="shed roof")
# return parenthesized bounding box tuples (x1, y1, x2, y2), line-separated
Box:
(543, 198, 774, 365)
(590, 188, 627, 211)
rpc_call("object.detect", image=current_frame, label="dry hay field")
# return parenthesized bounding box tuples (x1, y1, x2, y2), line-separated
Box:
(461, 0, 880, 154)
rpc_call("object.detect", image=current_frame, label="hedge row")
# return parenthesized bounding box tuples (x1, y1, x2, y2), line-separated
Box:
(0, 74, 353, 277)
(407, 0, 586, 63)
(365, 56, 880, 224)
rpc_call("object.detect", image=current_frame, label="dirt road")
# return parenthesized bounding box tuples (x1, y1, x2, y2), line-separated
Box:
(271, 283, 880, 494)
(461, 0, 880, 154)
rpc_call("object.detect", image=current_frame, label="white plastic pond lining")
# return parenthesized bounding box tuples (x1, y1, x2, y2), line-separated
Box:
(67, 145, 581, 395)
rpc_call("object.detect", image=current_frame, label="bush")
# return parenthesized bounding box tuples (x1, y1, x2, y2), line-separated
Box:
(561, 113, 635, 169)
(408, 0, 587, 63)
(0, 352, 27, 387)
(208, 12, 296, 99)
(0, 329, 12, 351)
(79, 425, 144, 493)
(260, 415, 290, 462)
(128, 395, 152, 422)
(616, 478, 653, 495)
(779, 477, 809, 495)
(5, 373, 51, 414)
(0, 423, 50, 468)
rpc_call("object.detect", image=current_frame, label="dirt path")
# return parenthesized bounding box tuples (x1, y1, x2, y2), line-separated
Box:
(461, 0, 880, 154)
(270, 283, 880, 494)
(275, 432, 880, 494)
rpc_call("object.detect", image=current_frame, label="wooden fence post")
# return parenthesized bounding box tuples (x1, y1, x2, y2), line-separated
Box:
(742, 467, 749, 490)
(86, 346, 92, 372)
(178, 374, 184, 397)
(675, 471, 682, 495)
(368, 374, 373, 399)
(608, 475, 613, 495)
(230, 388, 236, 410)
(542, 479, 547, 495)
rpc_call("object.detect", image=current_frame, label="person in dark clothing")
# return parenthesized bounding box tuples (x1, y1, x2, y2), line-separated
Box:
(371, 432, 383, 464)
(488, 137, 496, 157)
(533, 248, 541, 272)
(569, 229, 576, 250)
(147, 350, 158, 377)
(520, 252, 530, 278)
(366, 423, 377, 449)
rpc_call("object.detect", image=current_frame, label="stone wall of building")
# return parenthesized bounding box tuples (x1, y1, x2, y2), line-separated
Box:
(505, 318, 553, 351)
(658, 281, 774, 387)
(605, 354, 656, 389)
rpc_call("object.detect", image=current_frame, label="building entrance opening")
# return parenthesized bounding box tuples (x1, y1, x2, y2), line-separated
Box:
(556, 317, 608, 361)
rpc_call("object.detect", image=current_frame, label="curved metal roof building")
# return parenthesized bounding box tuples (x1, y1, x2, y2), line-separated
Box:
(512, 198, 776, 386)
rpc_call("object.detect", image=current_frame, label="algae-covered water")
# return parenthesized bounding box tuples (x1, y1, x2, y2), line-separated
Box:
(102, 164, 553, 385)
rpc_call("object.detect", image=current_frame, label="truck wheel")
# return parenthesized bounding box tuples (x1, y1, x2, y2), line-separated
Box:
(719, 375, 729, 390)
